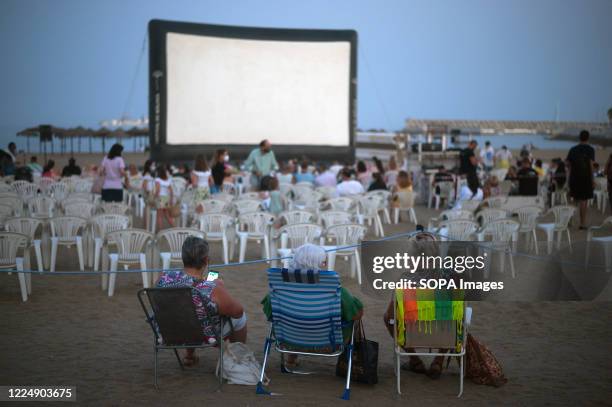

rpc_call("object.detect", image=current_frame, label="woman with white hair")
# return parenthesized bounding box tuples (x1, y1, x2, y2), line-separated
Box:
(261, 243, 364, 369)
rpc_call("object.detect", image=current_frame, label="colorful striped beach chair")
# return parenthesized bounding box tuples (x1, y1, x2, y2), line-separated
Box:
(392, 289, 471, 397)
(256, 267, 355, 400)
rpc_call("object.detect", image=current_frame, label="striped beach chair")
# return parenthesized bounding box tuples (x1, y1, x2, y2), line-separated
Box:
(256, 267, 355, 400)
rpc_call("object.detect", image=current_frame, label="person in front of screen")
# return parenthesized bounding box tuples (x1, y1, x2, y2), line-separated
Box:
(336, 167, 365, 196)
(244, 139, 279, 191)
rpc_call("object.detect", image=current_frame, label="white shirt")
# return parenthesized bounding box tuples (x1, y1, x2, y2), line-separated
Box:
(337, 180, 365, 196)
(193, 170, 211, 188)
(329, 164, 344, 176)
(155, 178, 172, 197)
(315, 171, 337, 187)
(495, 149, 512, 161)
(142, 174, 154, 192)
(453, 185, 483, 209)
(480, 146, 495, 167)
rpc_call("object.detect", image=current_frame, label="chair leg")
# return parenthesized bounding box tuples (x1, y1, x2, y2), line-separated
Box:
(264, 235, 271, 262)
(396, 350, 401, 395)
(16, 258, 27, 302)
(222, 236, 229, 264)
(566, 229, 572, 251)
(101, 246, 109, 290)
(256, 327, 273, 395)
(383, 208, 391, 224)
(409, 208, 418, 224)
(173, 348, 184, 370)
(108, 254, 118, 297)
(341, 324, 355, 400)
(458, 354, 464, 397)
(239, 233, 248, 263)
(532, 229, 539, 255)
(50, 237, 58, 273)
(375, 214, 385, 237)
(76, 236, 84, 271)
(140, 253, 149, 289)
(154, 346, 159, 389)
(393, 208, 399, 224)
(33, 240, 43, 273)
(354, 249, 362, 285)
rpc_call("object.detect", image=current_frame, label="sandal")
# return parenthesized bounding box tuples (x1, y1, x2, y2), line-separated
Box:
(401, 357, 426, 374)
(182, 353, 199, 367)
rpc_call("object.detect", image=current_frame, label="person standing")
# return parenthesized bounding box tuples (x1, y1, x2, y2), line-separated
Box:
(495, 145, 513, 169)
(480, 141, 495, 172)
(244, 139, 278, 191)
(566, 130, 595, 229)
(100, 143, 126, 202)
(191, 154, 211, 201)
(211, 149, 232, 193)
(460, 140, 479, 175)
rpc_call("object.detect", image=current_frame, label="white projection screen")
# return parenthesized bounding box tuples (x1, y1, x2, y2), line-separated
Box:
(149, 20, 357, 162)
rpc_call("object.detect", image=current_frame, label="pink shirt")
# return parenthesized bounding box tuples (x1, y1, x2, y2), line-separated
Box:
(101, 156, 125, 190)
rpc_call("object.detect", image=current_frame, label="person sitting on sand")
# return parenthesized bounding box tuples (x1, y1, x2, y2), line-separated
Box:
(157, 236, 247, 366)
(261, 244, 363, 369)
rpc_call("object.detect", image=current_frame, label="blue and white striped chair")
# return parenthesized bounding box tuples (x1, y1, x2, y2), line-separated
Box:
(256, 267, 355, 400)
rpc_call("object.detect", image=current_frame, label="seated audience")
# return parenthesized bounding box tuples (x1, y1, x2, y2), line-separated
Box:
(533, 159, 545, 178)
(277, 162, 295, 185)
(157, 236, 247, 366)
(336, 168, 365, 196)
(294, 161, 315, 184)
(392, 170, 413, 209)
(314, 164, 337, 187)
(261, 244, 363, 368)
(483, 175, 502, 198)
(517, 158, 539, 196)
(356, 160, 371, 187)
(453, 171, 483, 209)
(27, 156, 43, 174)
(42, 160, 56, 179)
(385, 156, 399, 186)
(368, 172, 387, 191)
(61, 157, 82, 177)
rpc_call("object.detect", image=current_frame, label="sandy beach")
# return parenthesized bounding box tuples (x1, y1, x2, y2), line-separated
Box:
(1, 203, 610, 406)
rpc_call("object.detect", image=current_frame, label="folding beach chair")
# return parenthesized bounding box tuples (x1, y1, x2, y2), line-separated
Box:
(256, 267, 356, 400)
(392, 289, 470, 397)
(137, 287, 230, 389)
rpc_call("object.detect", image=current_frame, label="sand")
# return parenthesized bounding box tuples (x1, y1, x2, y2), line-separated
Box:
(1, 202, 611, 406)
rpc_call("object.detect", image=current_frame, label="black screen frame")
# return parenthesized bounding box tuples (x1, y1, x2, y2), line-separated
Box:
(148, 19, 357, 163)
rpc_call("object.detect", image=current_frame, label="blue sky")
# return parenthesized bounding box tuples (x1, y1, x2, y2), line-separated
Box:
(1, 0, 611, 148)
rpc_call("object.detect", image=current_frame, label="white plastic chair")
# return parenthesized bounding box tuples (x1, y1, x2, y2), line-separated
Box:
(64, 201, 96, 217)
(212, 192, 235, 202)
(513, 206, 543, 254)
(428, 209, 474, 230)
(12, 181, 38, 202)
(279, 210, 316, 226)
(325, 224, 367, 284)
(315, 186, 337, 200)
(593, 178, 607, 212)
(4, 217, 44, 273)
(106, 228, 154, 296)
(482, 196, 506, 209)
(327, 197, 357, 213)
(170, 177, 187, 201)
(476, 208, 508, 225)
(537, 205, 576, 254)
(585, 216, 612, 271)
(90, 214, 131, 281)
(236, 212, 275, 263)
(156, 228, 205, 279)
(232, 199, 262, 216)
(0, 232, 29, 301)
(366, 190, 392, 224)
(197, 199, 230, 214)
(319, 210, 353, 229)
(278, 223, 322, 250)
(99, 202, 130, 216)
(0, 183, 13, 193)
(72, 178, 94, 193)
(0, 203, 15, 228)
(49, 182, 69, 202)
(237, 192, 260, 201)
(0, 194, 23, 216)
(429, 180, 455, 209)
(28, 196, 56, 218)
(38, 178, 55, 195)
(49, 216, 87, 272)
(438, 219, 478, 241)
(357, 195, 385, 237)
(392, 190, 417, 225)
(221, 182, 237, 195)
(479, 219, 520, 277)
(195, 213, 236, 264)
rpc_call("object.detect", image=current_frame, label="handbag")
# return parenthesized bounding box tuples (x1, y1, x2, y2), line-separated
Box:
(465, 333, 507, 387)
(216, 341, 269, 386)
(335, 320, 379, 384)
